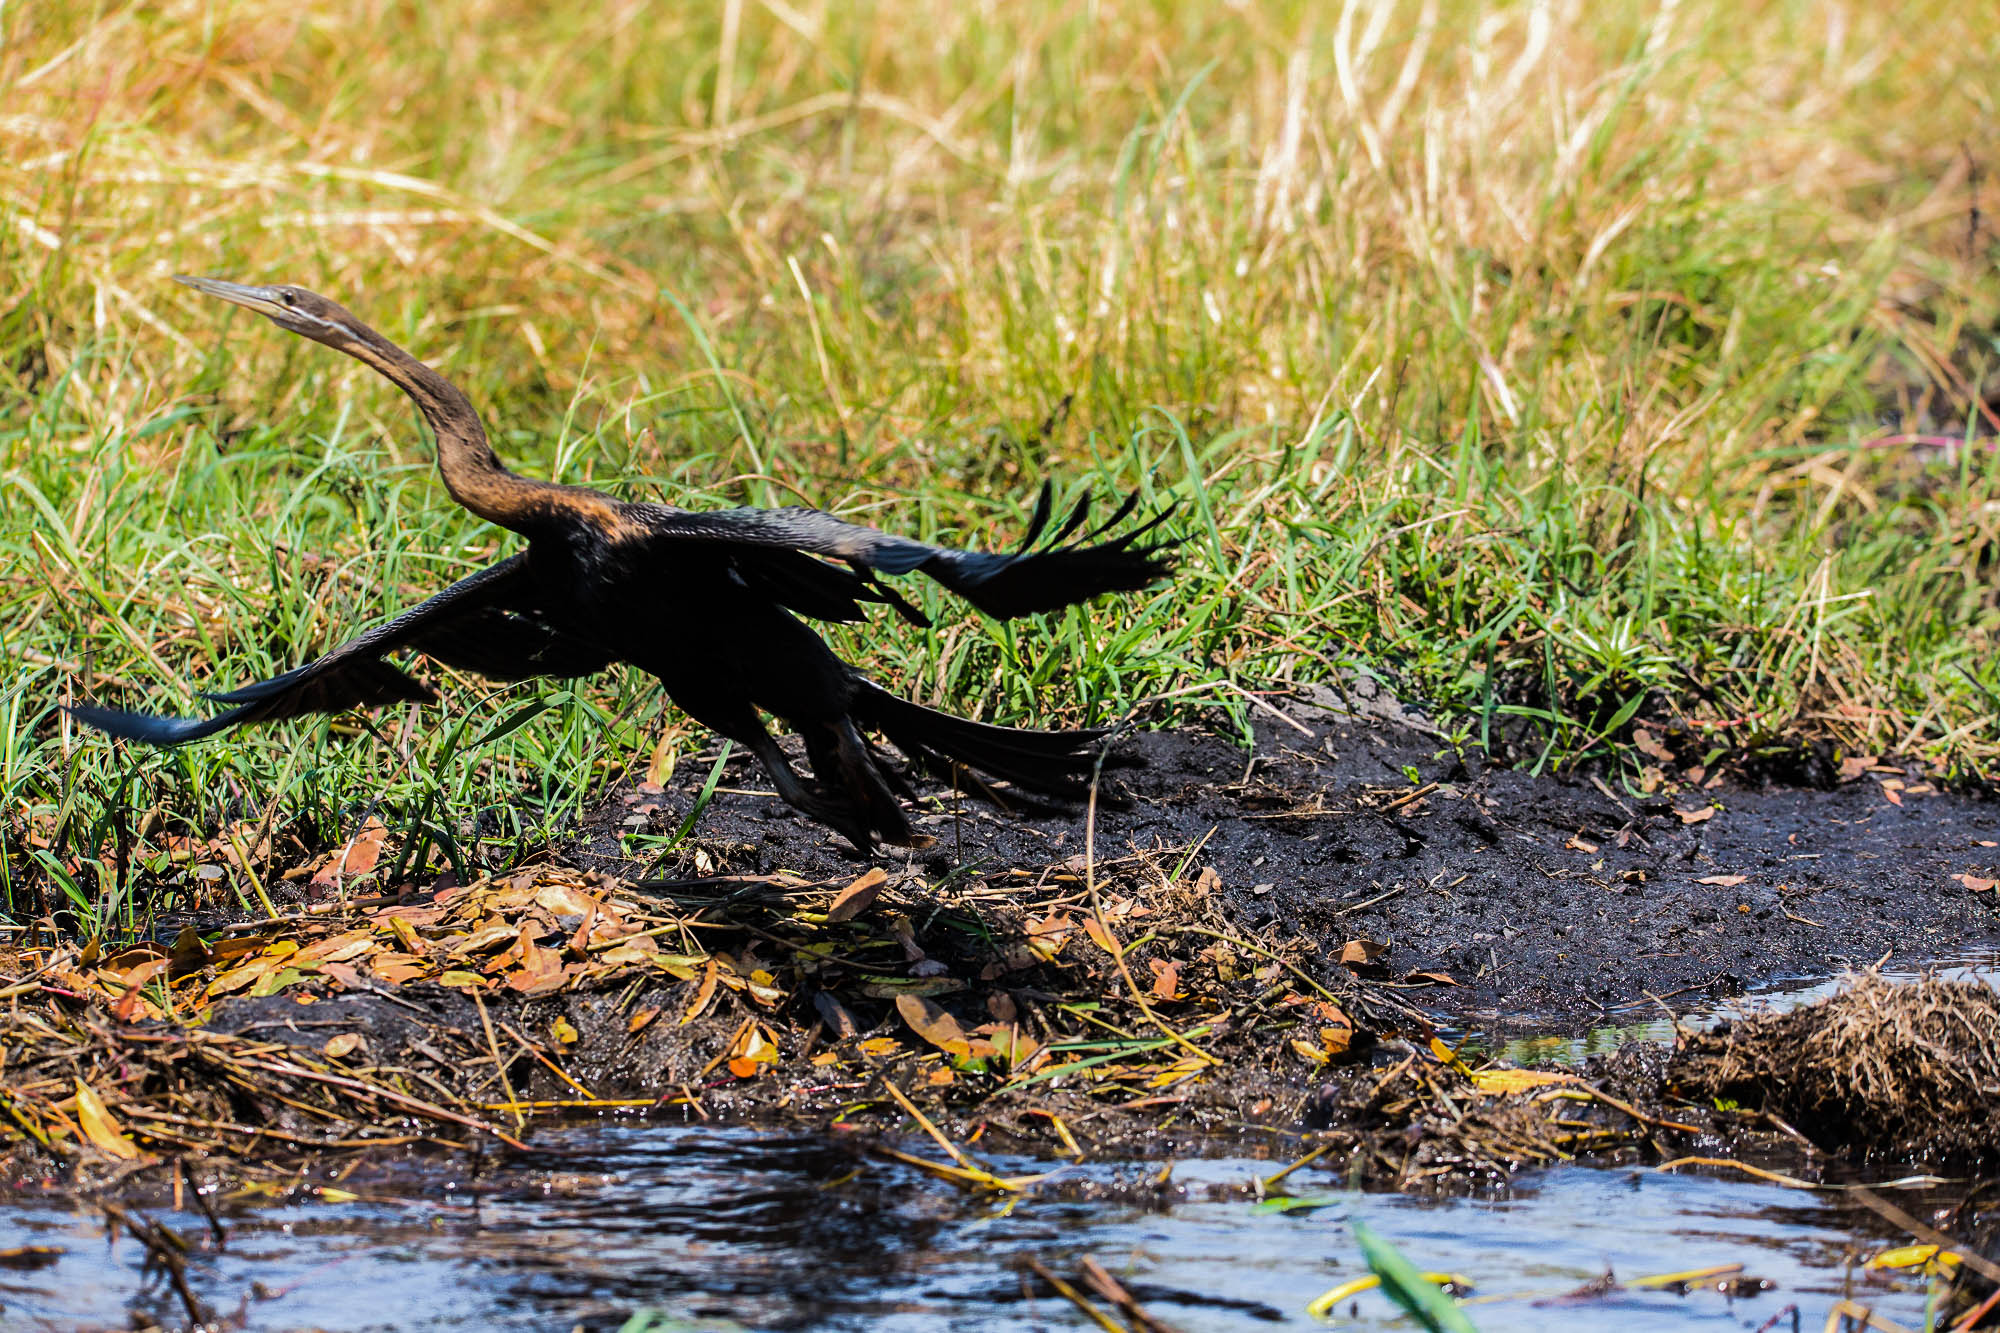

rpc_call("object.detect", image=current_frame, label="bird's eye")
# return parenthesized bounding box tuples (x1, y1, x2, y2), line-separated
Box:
(280, 290, 299, 307)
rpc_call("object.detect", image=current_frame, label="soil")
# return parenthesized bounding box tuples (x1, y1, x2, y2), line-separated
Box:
(7, 685, 1999, 1194)
(572, 683, 2000, 1027)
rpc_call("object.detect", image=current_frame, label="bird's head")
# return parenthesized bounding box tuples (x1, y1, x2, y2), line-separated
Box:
(174, 276, 379, 354)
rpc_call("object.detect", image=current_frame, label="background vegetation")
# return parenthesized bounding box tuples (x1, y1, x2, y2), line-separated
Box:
(3, 0, 1997, 930)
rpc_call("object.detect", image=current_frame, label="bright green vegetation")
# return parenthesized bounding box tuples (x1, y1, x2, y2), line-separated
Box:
(3, 0, 1997, 931)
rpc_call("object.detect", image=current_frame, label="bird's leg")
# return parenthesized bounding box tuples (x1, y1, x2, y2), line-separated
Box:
(673, 695, 878, 851)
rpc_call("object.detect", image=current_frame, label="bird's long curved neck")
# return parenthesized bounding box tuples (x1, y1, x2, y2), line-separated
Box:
(341, 333, 566, 534)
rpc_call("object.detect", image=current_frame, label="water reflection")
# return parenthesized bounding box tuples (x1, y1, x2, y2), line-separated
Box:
(0, 1125, 1939, 1331)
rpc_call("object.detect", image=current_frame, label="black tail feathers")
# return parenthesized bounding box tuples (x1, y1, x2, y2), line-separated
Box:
(853, 681, 1112, 803)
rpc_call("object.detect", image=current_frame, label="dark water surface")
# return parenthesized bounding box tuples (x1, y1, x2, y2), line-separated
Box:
(0, 1122, 1940, 1331)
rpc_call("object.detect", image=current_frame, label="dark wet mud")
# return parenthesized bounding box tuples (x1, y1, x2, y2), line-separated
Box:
(576, 686, 2000, 1026)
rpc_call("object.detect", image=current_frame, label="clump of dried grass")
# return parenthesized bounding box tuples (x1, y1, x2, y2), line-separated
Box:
(1670, 972, 2000, 1165)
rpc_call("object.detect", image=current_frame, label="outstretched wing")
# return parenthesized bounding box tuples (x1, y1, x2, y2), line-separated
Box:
(67, 555, 614, 746)
(629, 483, 1176, 621)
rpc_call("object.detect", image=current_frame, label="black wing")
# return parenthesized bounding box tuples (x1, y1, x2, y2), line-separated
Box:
(629, 483, 1176, 621)
(67, 555, 614, 746)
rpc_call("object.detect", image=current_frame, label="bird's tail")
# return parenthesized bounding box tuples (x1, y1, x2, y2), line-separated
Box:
(852, 680, 1108, 800)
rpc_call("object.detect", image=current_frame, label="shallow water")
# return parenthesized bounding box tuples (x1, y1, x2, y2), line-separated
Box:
(0, 1123, 1940, 1331)
(1473, 942, 2000, 1068)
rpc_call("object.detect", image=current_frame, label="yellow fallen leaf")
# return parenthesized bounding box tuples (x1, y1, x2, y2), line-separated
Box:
(1290, 1038, 1330, 1065)
(551, 1016, 580, 1045)
(1469, 1068, 1583, 1095)
(1867, 1243, 1959, 1272)
(1428, 1037, 1476, 1076)
(73, 1079, 141, 1160)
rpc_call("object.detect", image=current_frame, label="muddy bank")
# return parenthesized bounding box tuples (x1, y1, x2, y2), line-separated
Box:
(5, 692, 1999, 1198)
(578, 687, 2000, 1024)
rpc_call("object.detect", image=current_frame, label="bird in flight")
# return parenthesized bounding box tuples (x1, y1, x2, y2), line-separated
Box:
(69, 278, 1174, 851)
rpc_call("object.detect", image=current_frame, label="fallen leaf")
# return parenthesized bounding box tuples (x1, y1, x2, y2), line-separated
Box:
(1148, 958, 1182, 1001)
(1953, 874, 1998, 893)
(725, 1023, 779, 1078)
(682, 959, 719, 1025)
(1838, 755, 1876, 782)
(73, 1080, 141, 1160)
(550, 1016, 580, 1045)
(1696, 874, 1748, 887)
(825, 867, 888, 923)
(1565, 835, 1599, 853)
(627, 1006, 662, 1035)
(535, 883, 598, 918)
(1290, 1038, 1330, 1066)
(1469, 1068, 1583, 1095)
(1675, 806, 1716, 824)
(896, 993, 971, 1057)
(311, 816, 388, 889)
(435, 970, 486, 989)
(387, 916, 427, 957)
(1081, 914, 1119, 954)
(323, 1033, 366, 1059)
(813, 991, 858, 1038)
(298, 931, 375, 965)
(1338, 938, 1388, 968)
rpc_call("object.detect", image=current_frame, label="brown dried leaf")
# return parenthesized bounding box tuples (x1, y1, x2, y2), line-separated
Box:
(312, 816, 388, 889)
(535, 883, 598, 918)
(323, 1033, 366, 1059)
(682, 959, 719, 1025)
(895, 993, 971, 1057)
(1675, 805, 1717, 824)
(825, 867, 888, 923)
(1147, 958, 1182, 1001)
(1696, 874, 1748, 887)
(1953, 874, 1999, 894)
(1338, 938, 1388, 967)
(1081, 914, 1119, 955)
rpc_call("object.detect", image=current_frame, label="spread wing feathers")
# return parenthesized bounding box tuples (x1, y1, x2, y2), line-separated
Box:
(66, 556, 612, 747)
(631, 482, 1176, 621)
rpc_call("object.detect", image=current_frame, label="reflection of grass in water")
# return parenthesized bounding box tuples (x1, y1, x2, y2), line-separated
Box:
(8, 1, 2000, 933)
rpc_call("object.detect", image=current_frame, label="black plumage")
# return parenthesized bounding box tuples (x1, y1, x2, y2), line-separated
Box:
(69, 279, 1173, 850)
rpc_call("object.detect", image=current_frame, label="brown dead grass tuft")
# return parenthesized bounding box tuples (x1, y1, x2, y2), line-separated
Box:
(1670, 972, 2000, 1165)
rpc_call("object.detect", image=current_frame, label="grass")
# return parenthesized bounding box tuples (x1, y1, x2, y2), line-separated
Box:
(3, 0, 1998, 933)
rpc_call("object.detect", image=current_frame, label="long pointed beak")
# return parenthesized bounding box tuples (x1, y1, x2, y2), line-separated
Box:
(174, 274, 290, 317)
